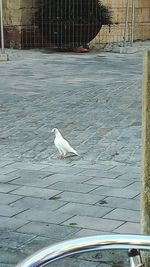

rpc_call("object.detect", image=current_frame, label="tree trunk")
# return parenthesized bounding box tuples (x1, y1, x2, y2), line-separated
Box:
(141, 50, 150, 266)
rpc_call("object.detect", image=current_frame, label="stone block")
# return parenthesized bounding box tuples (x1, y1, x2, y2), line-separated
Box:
(20, 0, 34, 8)
(4, 26, 22, 48)
(112, 46, 138, 54)
(0, 53, 9, 61)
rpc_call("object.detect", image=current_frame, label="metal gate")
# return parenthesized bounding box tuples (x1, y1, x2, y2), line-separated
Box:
(1, 0, 150, 51)
(21, 0, 112, 49)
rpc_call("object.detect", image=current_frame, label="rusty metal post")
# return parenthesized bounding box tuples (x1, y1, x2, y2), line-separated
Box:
(141, 50, 150, 266)
(131, 0, 135, 46)
(0, 0, 4, 53)
(123, 0, 129, 47)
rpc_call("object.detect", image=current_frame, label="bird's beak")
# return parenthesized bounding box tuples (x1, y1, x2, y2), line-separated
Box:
(51, 129, 54, 133)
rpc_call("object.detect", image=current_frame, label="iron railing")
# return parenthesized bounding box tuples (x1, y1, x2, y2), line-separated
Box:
(1, 0, 150, 50)
(16, 234, 150, 267)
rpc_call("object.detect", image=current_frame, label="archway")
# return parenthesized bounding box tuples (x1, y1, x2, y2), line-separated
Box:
(36, 0, 111, 49)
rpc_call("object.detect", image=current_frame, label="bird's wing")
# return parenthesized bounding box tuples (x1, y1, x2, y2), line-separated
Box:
(55, 136, 78, 156)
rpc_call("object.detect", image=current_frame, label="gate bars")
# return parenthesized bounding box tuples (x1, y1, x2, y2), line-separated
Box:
(1, 0, 150, 50)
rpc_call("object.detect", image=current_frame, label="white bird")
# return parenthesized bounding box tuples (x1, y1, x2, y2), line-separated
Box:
(51, 128, 79, 159)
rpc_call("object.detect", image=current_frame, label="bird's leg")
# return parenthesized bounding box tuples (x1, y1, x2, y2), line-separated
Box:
(57, 154, 64, 160)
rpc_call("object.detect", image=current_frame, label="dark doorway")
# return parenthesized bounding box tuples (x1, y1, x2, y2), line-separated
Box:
(34, 0, 111, 50)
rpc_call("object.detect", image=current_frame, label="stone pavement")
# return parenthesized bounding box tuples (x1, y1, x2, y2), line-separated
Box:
(0, 49, 143, 266)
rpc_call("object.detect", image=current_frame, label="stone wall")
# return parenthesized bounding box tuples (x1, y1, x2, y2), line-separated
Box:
(92, 0, 150, 47)
(3, 0, 41, 48)
(2, 0, 150, 49)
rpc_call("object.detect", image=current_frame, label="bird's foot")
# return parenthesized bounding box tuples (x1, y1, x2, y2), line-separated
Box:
(57, 155, 64, 160)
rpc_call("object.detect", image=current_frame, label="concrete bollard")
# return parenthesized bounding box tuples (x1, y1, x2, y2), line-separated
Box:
(141, 50, 150, 266)
(0, 53, 8, 61)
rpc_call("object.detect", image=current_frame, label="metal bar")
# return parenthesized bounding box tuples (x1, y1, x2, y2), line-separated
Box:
(131, 0, 135, 46)
(0, 0, 4, 53)
(16, 234, 150, 267)
(123, 0, 129, 47)
(128, 249, 144, 267)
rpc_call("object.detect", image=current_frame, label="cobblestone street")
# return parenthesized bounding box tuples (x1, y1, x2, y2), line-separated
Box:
(0, 49, 142, 266)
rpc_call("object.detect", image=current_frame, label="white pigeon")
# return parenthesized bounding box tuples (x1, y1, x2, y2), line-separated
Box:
(51, 128, 79, 159)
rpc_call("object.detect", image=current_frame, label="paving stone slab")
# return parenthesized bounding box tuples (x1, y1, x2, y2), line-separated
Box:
(0, 183, 20, 193)
(79, 169, 122, 178)
(78, 249, 128, 267)
(97, 196, 139, 211)
(50, 257, 100, 267)
(85, 177, 132, 187)
(48, 173, 91, 183)
(0, 166, 17, 175)
(0, 193, 23, 205)
(0, 49, 143, 266)
(19, 236, 58, 256)
(17, 221, 80, 239)
(63, 215, 123, 232)
(9, 169, 53, 180)
(48, 181, 98, 193)
(10, 162, 49, 170)
(0, 174, 20, 183)
(41, 166, 85, 175)
(9, 176, 57, 188)
(0, 231, 35, 248)
(113, 222, 140, 234)
(55, 191, 103, 204)
(0, 204, 27, 217)
(10, 196, 67, 210)
(91, 186, 139, 199)
(10, 186, 61, 199)
(103, 208, 140, 223)
(0, 160, 15, 168)
(0, 217, 29, 231)
(14, 209, 73, 224)
(70, 229, 109, 238)
(56, 203, 113, 217)
(0, 264, 13, 267)
(0, 247, 27, 265)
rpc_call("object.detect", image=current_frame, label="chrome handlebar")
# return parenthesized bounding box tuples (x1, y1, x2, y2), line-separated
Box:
(16, 234, 150, 267)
